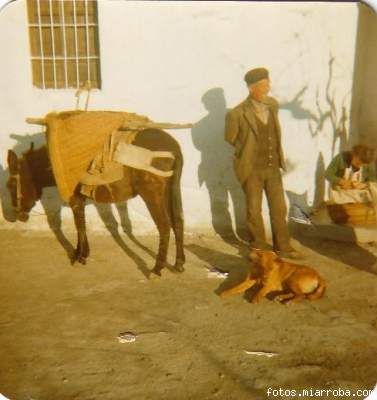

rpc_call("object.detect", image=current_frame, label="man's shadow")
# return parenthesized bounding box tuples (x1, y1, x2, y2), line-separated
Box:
(191, 88, 247, 244)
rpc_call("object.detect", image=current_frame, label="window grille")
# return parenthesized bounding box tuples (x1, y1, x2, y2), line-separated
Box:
(26, 0, 101, 89)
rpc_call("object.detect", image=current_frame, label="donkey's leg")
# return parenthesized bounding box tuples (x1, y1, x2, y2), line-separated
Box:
(171, 213, 185, 272)
(138, 185, 171, 276)
(69, 194, 89, 265)
(167, 184, 185, 272)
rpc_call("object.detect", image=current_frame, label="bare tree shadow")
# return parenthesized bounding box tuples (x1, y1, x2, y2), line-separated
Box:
(308, 57, 350, 156)
(191, 88, 247, 244)
(280, 86, 318, 123)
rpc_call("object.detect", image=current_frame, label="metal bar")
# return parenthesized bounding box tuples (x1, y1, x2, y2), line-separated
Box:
(60, 0, 68, 88)
(72, 0, 80, 88)
(85, 0, 91, 83)
(29, 23, 98, 27)
(31, 56, 99, 60)
(48, 0, 57, 88)
(36, 0, 45, 88)
(26, 117, 47, 126)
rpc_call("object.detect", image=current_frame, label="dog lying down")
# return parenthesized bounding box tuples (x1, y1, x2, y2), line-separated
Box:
(221, 250, 326, 304)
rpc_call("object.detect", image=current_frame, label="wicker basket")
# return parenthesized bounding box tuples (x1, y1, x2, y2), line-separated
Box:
(45, 111, 148, 202)
(327, 202, 376, 225)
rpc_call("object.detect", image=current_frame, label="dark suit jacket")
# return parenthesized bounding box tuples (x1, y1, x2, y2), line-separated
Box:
(224, 96, 286, 184)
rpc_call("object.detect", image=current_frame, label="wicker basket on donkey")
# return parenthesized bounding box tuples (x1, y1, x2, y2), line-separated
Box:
(327, 202, 376, 225)
(26, 110, 192, 203)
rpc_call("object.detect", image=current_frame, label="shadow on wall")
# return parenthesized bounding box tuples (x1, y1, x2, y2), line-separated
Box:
(280, 57, 350, 160)
(0, 132, 47, 222)
(1, 133, 155, 275)
(191, 88, 247, 243)
(312, 152, 326, 209)
(280, 55, 352, 206)
(309, 56, 350, 157)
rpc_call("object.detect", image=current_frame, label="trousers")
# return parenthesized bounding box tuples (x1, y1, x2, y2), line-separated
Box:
(243, 168, 291, 251)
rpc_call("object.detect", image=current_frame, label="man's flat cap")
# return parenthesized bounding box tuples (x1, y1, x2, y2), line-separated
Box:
(244, 68, 269, 85)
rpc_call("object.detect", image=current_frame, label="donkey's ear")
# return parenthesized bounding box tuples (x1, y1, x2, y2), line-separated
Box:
(7, 150, 18, 174)
(29, 142, 34, 152)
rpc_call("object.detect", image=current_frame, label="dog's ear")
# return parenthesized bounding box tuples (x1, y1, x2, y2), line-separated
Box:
(7, 150, 18, 174)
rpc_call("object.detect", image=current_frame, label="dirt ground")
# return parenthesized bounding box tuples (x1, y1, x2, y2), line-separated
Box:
(1, 228, 377, 400)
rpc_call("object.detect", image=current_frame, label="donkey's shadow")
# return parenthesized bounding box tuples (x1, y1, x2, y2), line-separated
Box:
(2, 135, 156, 276)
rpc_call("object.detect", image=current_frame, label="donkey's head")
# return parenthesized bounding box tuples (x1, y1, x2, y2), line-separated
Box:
(6, 144, 39, 222)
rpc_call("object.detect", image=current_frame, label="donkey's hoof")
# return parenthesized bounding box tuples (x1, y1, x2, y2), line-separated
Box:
(72, 250, 87, 265)
(149, 269, 162, 279)
(78, 257, 87, 265)
(72, 257, 86, 266)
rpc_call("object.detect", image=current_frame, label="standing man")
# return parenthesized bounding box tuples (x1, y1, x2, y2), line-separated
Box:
(224, 67, 300, 258)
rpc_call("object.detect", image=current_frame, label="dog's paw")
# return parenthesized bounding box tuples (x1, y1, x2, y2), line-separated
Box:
(250, 297, 262, 304)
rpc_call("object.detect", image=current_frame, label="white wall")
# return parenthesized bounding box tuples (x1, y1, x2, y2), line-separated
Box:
(0, 0, 358, 235)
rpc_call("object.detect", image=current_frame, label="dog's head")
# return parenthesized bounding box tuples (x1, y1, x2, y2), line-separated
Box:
(251, 250, 278, 271)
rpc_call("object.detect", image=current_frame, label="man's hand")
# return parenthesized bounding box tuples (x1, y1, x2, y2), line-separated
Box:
(351, 182, 367, 190)
(338, 179, 352, 189)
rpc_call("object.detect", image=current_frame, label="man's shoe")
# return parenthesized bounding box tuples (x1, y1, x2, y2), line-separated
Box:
(276, 249, 304, 260)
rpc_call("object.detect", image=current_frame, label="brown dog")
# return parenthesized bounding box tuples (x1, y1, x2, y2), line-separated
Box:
(221, 250, 326, 303)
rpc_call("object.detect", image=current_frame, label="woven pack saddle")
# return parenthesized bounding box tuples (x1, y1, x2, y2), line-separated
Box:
(26, 110, 192, 202)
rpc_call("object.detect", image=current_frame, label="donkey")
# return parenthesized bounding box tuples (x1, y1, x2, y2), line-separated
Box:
(6, 129, 185, 275)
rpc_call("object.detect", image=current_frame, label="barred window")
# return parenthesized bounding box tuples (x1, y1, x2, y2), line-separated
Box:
(26, 0, 101, 89)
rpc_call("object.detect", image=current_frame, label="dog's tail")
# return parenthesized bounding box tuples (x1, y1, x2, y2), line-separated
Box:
(306, 276, 326, 300)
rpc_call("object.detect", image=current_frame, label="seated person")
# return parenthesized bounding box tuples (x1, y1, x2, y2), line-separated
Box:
(325, 144, 376, 204)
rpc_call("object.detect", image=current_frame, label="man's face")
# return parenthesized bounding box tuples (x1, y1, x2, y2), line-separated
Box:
(249, 79, 270, 102)
(351, 155, 366, 169)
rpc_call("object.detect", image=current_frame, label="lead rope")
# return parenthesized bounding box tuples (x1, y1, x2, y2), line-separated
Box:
(13, 170, 60, 218)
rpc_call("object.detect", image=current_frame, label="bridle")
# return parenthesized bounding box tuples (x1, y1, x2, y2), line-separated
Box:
(8, 151, 53, 218)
